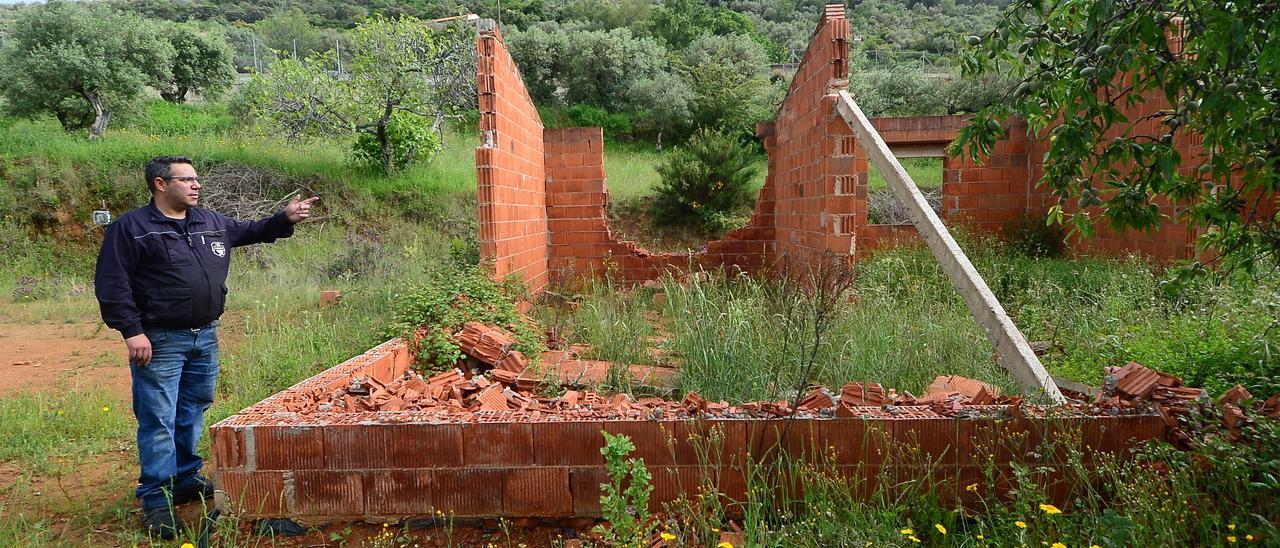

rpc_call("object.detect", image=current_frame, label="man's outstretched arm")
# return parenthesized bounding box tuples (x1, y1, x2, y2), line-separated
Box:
(226, 195, 319, 247)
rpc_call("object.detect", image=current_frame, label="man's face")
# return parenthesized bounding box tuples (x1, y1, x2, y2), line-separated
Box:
(154, 163, 200, 211)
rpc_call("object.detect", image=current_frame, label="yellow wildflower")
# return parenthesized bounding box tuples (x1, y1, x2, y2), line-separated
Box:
(660, 532, 675, 541)
(1227, 536, 1237, 543)
(717, 543, 733, 548)
(909, 536, 921, 543)
(1246, 535, 1254, 541)
(181, 544, 195, 548)
(1052, 543, 1067, 548)
(935, 524, 947, 535)
(966, 483, 980, 492)
(977, 535, 985, 540)
(1015, 521, 1027, 529)
(900, 528, 914, 535)
(102, 406, 110, 413)
(1039, 503, 1062, 515)
(1230, 524, 1237, 531)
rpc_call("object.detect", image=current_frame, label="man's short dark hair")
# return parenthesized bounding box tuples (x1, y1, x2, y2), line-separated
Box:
(144, 156, 194, 193)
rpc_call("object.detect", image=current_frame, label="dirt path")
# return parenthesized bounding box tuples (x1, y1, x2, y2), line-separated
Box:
(0, 320, 131, 399)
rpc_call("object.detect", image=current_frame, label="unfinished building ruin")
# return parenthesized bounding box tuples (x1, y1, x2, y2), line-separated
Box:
(207, 6, 1207, 522)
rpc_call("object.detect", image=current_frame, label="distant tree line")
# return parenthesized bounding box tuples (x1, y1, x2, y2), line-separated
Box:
(0, 1, 237, 138)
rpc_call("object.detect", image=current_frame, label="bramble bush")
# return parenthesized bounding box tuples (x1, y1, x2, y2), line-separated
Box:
(385, 264, 543, 372)
(650, 128, 759, 236)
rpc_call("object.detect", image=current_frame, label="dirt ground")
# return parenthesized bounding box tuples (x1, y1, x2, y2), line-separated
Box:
(0, 316, 581, 546)
(0, 320, 130, 398)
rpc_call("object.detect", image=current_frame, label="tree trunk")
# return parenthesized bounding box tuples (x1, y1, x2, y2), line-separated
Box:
(378, 122, 393, 175)
(84, 90, 111, 140)
(160, 86, 189, 103)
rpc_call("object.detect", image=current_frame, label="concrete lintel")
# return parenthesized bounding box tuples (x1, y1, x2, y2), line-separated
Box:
(834, 91, 1065, 403)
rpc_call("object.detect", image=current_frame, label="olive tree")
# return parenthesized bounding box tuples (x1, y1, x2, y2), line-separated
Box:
(953, 0, 1279, 273)
(159, 23, 238, 103)
(681, 34, 778, 136)
(0, 1, 173, 138)
(246, 16, 476, 174)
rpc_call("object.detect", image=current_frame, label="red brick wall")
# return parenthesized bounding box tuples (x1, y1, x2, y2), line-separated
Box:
(854, 115, 1033, 252)
(543, 127, 777, 284)
(853, 108, 1217, 263)
(477, 25, 550, 293)
(770, 5, 863, 271)
(1027, 86, 1202, 262)
(943, 119, 1033, 230)
(210, 337, 1164, 520)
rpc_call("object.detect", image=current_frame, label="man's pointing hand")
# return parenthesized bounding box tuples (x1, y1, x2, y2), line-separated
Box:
(285, 195, 320, 224)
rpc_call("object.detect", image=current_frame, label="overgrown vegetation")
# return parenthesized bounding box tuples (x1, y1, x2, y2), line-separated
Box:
(385, 262, 544, 373)
(956, 0, 1280, 274)
(552, 235, 1280, 401)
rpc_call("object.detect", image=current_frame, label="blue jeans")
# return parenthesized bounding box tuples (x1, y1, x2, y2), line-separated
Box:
(130, 323, 219, 509)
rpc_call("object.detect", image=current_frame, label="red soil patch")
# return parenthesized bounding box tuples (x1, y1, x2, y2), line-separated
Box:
(0, 320, 130, 399)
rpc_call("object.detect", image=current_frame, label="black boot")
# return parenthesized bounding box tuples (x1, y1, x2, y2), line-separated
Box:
(173, 476, 215, 505)
(141, 506, 184, 540)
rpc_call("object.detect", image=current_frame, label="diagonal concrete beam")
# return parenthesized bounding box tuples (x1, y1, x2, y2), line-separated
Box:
(834, 90, 1066, 403)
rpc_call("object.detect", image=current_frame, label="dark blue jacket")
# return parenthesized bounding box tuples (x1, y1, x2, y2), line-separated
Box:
(94, 201, 295, 338)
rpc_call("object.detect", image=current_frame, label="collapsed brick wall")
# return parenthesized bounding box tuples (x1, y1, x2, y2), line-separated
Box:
(543, 127, 775, 283)
(476, 24, 550, 293)
(209, 338, 1164, 520)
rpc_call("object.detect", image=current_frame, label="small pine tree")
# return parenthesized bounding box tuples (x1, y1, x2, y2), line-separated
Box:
(651, 128, 760, 234)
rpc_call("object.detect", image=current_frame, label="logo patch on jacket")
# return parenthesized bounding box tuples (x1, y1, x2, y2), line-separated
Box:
(210, 241, 226, 257)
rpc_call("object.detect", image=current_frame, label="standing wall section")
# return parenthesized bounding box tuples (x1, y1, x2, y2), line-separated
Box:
(853, 116, 1036, 252)
(770, 5, 863, 271)
(476, 24, 550, 292)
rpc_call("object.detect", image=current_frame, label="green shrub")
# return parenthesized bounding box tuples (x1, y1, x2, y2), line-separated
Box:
(385, 264, 542, 372)
(651, 128, 760, 235)
(565, 104, 635, 137)
(1004, 211, 1066, 257)
(350, 112, 441, 174)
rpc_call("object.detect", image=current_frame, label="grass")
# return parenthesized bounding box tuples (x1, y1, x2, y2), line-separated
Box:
(0, 389, 132, 473)
(867, 156, 943, 190)
(558, 233, 1280, 401)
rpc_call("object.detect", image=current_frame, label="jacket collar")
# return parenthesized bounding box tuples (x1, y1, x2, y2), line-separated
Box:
(146, 199, 205, 225)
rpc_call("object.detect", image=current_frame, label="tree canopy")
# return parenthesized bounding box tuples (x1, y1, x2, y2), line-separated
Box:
(954, 0, 1279, 273)
(245, 16, 476, 174)
(0, 1, 173, 138)
(160, 23, 239, 102)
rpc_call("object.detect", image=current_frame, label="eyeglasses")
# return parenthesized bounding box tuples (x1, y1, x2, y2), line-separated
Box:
(163, 176, 201, 184)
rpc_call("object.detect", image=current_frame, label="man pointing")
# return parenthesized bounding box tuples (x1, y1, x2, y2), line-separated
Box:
(94, 156, 318, 538)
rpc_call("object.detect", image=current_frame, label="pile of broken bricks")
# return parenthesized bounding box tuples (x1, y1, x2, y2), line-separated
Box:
(272, 322, 1278, 447)
(1101, 361, 1280, 447)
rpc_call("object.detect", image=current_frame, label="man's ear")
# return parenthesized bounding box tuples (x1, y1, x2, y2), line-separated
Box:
(153, 177, 167, 193)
